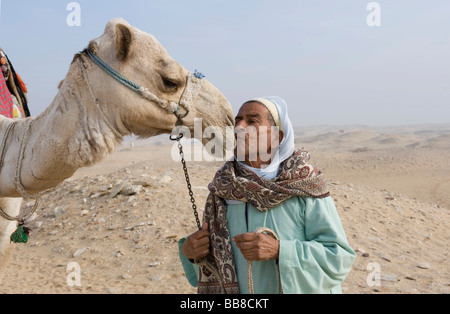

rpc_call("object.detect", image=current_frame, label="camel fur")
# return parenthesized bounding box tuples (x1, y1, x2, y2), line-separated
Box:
(0, 18, 234, 282)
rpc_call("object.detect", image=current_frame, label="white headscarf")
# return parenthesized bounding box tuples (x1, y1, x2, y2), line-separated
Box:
(239, 96, 295, 180)
(226, 96, 295, 205)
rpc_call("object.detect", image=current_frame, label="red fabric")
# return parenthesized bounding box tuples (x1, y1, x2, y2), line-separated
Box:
(0, 70, 13, 119)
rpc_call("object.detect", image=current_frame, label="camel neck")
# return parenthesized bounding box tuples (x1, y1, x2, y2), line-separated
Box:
(0, 63, 126, 197)
(39, 64, 125, 166)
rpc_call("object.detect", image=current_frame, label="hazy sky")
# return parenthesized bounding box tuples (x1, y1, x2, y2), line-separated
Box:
(1, 0, 449, 126)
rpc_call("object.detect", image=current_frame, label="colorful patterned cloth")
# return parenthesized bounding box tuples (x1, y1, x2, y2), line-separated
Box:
(197, 149, 330, 294)
(0, 70, 13, 119)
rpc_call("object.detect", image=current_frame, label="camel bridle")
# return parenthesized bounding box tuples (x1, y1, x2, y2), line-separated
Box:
(85, 49, 205, 127)
(0, 49, 208, 241)
(84, 49, 204, 231)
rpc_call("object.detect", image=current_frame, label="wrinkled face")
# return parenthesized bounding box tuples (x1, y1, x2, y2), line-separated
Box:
(234, 101, 283, 164)
(84, 18, 234, 143)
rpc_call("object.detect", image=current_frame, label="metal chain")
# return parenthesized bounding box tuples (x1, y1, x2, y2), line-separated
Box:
(171, 134, 202, 230)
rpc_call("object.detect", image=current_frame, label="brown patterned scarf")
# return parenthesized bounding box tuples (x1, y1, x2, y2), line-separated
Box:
(196, 149, 330, 294)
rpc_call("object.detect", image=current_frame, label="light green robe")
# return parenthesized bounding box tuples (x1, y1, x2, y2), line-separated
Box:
(178, 196, 356, 294)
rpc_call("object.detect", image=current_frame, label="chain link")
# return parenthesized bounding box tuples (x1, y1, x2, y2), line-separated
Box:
(173, 135, 202, 230)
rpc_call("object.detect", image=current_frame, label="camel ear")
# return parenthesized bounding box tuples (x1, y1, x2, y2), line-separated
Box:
(115, 23, 133, 61)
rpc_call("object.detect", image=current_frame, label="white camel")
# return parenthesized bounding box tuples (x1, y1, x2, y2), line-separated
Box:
(0, 18, 234, 282)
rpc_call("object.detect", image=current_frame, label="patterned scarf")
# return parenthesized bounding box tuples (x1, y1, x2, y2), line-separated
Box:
(197, 149, 330, 294)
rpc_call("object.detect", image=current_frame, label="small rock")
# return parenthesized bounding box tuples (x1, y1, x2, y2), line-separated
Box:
(380, 274, 398, 282)
(356, 247, 366, 254)
(109, 182, 124, 198)
(368, 237, 382, 243)
(161, 175, 173, 184)
(73, 247, 88, 258)
(394, 207, 403, 214)
(417, 262, 431, 269)
(54, 206, 65, 218)
(149, 261, 161, 267)
(98, 184, 113, 192)
(120, 185, 142, 196)
(150, 275, 161, 281)
(133, 180, 151, 187)
(121, 274, 132, 280)
(89, 192, 100, 198)
(352, 263, 366, 271)
(381, 256, 392, 263)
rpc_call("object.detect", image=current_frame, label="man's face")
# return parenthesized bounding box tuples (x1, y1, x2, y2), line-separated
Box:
(234, 102, 283, 165)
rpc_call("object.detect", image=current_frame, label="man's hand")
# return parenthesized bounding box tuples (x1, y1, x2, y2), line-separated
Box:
(232, 232, 280, 262)
(182, 222, 210, 261)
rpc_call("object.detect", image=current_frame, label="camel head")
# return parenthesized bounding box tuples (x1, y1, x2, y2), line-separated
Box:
(76, 18, 234, 150)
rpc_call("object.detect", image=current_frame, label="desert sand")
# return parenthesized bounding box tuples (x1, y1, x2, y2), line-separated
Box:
(0, 124, 449, 294)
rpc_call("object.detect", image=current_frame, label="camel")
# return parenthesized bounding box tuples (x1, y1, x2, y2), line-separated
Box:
(0, 18, 234, 282)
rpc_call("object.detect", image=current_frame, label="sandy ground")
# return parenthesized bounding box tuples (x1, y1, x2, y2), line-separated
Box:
(0, 124, 449, 294)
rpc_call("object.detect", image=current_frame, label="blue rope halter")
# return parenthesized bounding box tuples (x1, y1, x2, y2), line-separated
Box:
(86, 49, 142, 93)
(85, 49, 206, 122)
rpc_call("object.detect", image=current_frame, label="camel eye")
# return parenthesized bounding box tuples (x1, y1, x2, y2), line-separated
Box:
(161, 77, 178, 91)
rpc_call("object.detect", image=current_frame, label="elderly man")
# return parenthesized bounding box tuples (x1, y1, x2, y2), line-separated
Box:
(178, 96, 355, 294)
